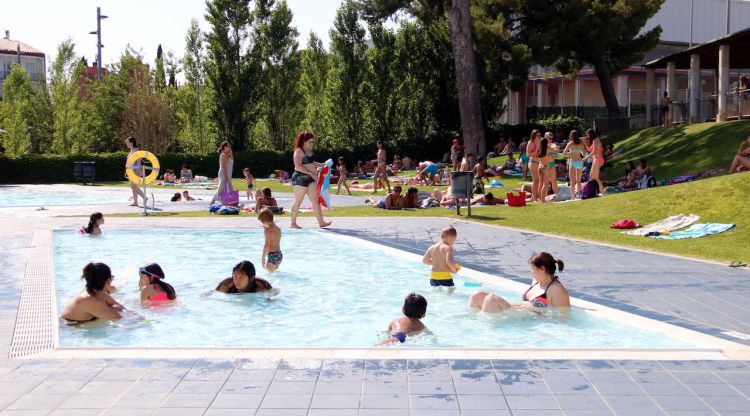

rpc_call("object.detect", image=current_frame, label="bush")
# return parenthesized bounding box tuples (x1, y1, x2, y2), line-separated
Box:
(533, 114, 587, 136)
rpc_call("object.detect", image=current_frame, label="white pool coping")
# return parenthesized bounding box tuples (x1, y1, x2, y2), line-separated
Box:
(12, 227, 750, 361)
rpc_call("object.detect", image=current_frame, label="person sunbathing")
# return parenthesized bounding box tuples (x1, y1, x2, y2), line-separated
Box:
(729, 136, 750, 174)
(471, 192, 504, 205)
(365, 186, 404, 209)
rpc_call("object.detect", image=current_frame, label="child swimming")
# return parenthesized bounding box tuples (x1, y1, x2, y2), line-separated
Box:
(377, 293, 427, 346)
(138, 263, 177, 302)
(258, 208, 283, 271)
(215, 260, 273, 293)
(80, 212, 104, 235)
(422, 226, 458, 290)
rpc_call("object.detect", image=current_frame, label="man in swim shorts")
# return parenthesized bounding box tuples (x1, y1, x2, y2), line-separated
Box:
(422, 226, 458, 290)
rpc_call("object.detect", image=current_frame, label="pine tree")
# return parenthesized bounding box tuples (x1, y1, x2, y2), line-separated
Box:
(299, 32, 329, 140)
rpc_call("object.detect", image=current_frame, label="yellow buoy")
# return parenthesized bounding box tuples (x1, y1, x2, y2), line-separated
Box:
(125, 151, 160, 185)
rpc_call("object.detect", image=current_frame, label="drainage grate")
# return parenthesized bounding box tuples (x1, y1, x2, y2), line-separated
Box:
(9, 231, 57, 358)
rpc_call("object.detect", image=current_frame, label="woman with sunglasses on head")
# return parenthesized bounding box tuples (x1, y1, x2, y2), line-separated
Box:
(60, 262, 123, 325)
(138, 263, 177, 302)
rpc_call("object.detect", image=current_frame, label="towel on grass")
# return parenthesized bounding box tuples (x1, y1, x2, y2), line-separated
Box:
(622, 214, 700, 236)
(651, 223, 735, 240)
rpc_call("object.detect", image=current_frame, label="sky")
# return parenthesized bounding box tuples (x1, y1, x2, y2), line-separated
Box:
(1, 0, 371, 71)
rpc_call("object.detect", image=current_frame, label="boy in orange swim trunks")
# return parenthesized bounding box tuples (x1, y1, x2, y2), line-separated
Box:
(422, 226, 458, 291)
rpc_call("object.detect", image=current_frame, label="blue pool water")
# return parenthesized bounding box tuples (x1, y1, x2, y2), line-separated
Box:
(0, 186, 133, 207)
(55, 229, 695, 349)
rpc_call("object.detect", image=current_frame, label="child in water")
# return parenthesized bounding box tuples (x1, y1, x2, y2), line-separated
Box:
(243, 168, 256, 201)
(423, 226, 458, 291)
(258, 208, 283, 271)
(138, 263, 177, 302)
(216, 260, 273, 293)
(80, 212, 104, 235)
(377, 293, 427, 346)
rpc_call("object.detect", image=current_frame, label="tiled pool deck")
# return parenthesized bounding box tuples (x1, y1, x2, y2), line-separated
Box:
(1, 207, 749, 415)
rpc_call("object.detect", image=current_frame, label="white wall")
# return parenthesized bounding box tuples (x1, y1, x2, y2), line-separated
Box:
(643, 0, 750, 44)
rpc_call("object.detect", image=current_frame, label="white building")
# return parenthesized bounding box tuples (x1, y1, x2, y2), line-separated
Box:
(502, 0, 750, 125)
(0, 30, 46, 99)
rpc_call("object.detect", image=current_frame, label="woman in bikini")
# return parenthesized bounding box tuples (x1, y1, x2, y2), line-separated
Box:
(60, 262, 123, 325)
(582, 129, 605, 195)
(138, 263, 177, 303)
(538, 137, 554, 203)
(729, 137, 750, 174)
(468, 252, 570, 313)
(562, 130, 586, 197)
(527, 129, 542, 202)
(290, 131, 332, 229)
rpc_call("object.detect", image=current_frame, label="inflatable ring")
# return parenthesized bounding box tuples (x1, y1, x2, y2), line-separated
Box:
(125, 151, 160, 185)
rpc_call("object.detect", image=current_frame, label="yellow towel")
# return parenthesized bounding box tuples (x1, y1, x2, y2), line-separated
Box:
(430, 271, 453, 280)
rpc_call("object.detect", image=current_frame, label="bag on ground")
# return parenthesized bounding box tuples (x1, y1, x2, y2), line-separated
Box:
(611, 219, 639, 229)
(579, 180, 599, 200)
(506, 191, 526, 207)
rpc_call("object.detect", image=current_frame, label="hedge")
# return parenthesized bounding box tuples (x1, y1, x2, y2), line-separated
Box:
(0, 134, 453, 184)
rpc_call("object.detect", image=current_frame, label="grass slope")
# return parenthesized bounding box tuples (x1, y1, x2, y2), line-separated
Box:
(602, 120, 750, 180)
(120, 172, 750, 264)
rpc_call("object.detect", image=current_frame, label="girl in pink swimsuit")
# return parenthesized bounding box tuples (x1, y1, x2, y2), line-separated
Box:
(138, 263, 177, 303)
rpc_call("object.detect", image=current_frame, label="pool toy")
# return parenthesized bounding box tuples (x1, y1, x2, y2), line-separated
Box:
(125, 151, 160, 185)
(463, 281, 481, 287)
(455, 264, 462, 271)
(317, 159, 334, 209)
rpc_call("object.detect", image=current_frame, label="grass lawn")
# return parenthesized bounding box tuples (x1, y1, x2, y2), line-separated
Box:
(601, 120, 750, 180)
(114, 172, 750, 264)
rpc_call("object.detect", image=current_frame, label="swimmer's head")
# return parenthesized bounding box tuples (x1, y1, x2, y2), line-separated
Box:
(139, 263, 176, 300)
(232, 260, 256, 289)
(171, 193, 181, 202)
(257, 207, 274, 225)
(529, 252, 564, 279)
(440, 226, 457, 244)
(82, 262, 113, 295)
(403, 293, 427, 319)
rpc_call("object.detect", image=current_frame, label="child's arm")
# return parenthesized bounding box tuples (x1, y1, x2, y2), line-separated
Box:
(445, 247, 457, 273)
(261, 230, 270, 268)
(422, 246, 433, 265)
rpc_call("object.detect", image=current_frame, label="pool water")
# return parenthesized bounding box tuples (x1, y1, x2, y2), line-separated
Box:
(0, 186, 134, 207)
(55, 229, 695, 349)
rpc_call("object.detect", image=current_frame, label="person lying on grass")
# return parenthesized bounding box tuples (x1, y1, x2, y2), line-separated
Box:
(729, 136, 750, 174)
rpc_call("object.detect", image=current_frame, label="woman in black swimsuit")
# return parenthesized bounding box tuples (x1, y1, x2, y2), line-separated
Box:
(468, 252, 570, 313)
(60, 262, 123, 324)
(290, 131, 332, 229)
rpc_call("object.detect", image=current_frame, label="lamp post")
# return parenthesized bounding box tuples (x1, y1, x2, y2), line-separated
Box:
(726, 0, 731, 35)
(88, 7, 108, 80)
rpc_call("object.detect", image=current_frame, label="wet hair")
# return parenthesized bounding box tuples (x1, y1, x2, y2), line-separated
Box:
(233, 260, 256, 281)
(262, 187, 272, 198)
(182, 190, 189, 195)
(257, 207, 274, 223)
(294, 131, 315, 149)
(81, 262, 112, 295)
(218, 140, 230, 153)
(402, 292, 427, 319)
(538, 138, 549, 158)
(441, 225, 457, 238)
(84, 212, 103, 234)
(171, 193, 181, 202)
(126, 136, 137, 147)
(529, 252, 564, 276)
(568, 130, 580, 145)
(141, 263, 176, 300)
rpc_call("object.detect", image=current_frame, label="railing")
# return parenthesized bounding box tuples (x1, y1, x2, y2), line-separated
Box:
(726, 90, 750, 120)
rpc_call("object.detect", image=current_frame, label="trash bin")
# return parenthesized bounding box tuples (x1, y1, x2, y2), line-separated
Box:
(450, 171, 473, 199)
(73, 161, 96, 185)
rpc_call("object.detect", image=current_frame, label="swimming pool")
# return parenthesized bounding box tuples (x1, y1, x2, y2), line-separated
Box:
(54, 229, 698, 349)
(0, 185, 133, 207)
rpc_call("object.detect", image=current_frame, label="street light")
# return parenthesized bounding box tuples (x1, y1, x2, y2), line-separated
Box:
(89, 7, 108, 81)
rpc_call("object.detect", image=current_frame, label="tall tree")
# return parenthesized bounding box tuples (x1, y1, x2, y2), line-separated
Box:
(299, 32, 329, 139)
(205, 0, 261, 150)
(325, 1, 367, 147)
(516, 0, 663, 117)
(0, 65, 34, 155)
(393, 21, 436, 139)
(49, 39, 85, 153)
(363, 23, 397, 142)
(254, 0, 302, 149)
(358, 0, 486, 155)
(154, 44, 166, 90)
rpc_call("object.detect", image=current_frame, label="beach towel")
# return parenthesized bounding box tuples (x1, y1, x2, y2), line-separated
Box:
(622, 214, 700, 236)
(651, 223, 735, 240)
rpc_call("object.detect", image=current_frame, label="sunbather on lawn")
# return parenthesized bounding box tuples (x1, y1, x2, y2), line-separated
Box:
(729, 136, 750, 174)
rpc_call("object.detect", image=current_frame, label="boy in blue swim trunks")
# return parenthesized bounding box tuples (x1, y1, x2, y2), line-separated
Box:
(423, 226, 458, 292)
(258, 208, 282, 271)
(243, 168, 256, 201)
(377, 293, 427, 346)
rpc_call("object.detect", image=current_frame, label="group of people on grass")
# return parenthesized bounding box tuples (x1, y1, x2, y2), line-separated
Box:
(70, 216, 571, 346)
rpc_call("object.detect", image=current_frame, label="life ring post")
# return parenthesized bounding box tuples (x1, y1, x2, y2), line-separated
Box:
(125, 151, 159, 215)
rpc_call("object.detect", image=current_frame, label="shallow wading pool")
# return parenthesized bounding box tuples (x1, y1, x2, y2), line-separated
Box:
(54, 229, 701, 350)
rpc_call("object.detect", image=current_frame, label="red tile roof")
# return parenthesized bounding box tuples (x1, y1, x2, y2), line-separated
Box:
(0, 38, 45, 58)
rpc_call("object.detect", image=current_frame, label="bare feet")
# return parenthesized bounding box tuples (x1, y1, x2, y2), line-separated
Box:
(319, 221, 332, 228)
(129, 203, 138, 207)
(290, 223, 302, 229)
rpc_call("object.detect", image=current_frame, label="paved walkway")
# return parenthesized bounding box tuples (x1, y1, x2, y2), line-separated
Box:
(0, 212, 749, 415)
